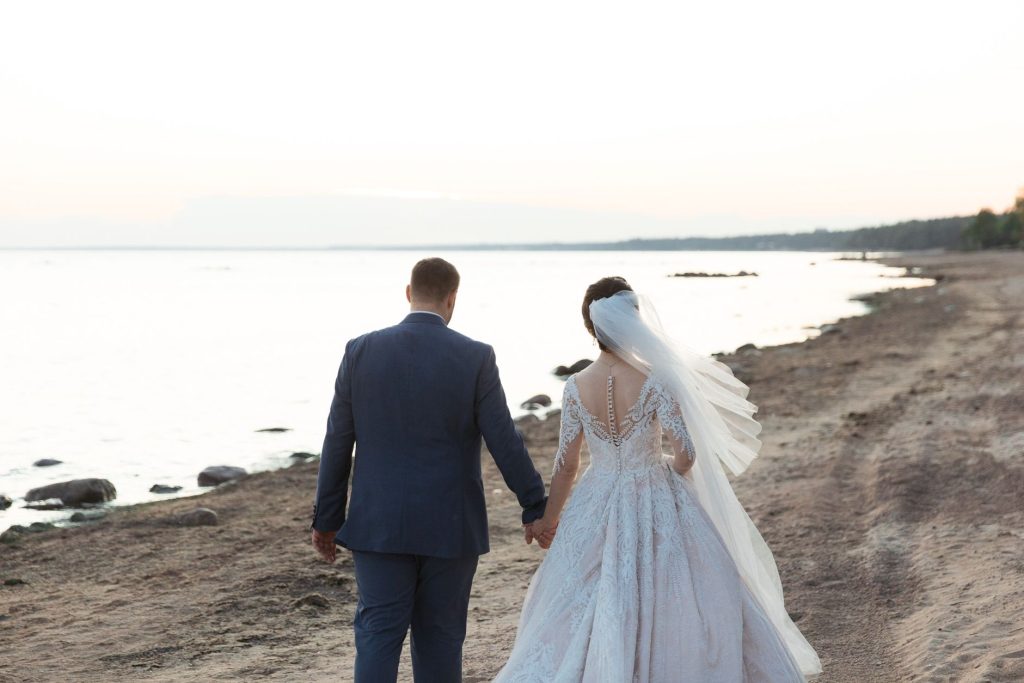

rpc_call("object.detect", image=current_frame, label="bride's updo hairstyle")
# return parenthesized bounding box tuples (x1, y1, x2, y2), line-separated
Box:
(582, 276, 633, 351)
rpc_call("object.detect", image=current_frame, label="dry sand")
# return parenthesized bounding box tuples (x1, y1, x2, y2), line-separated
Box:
(1, 250, 1022, 682)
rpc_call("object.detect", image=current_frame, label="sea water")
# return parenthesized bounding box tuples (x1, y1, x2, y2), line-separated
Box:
(0, 249, 931, 531)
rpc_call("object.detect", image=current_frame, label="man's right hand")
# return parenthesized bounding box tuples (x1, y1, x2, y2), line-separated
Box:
(311, 529, 338, 563)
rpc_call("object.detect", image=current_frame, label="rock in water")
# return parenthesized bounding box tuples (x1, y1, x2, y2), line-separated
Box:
(568, 359, 593, 374)
(554, 359, 593, 377)
(520, 394, 552, 410)
(289, 452, 318, 460)
(32, 458, 62, 467)
(197, 466, 248, 487)
(0, 495, 11, 510)
(175, 508, 219, 526)
(255, 427, 291, 433)
(149, 484, 182, 494)
(24, 479, 116, 507)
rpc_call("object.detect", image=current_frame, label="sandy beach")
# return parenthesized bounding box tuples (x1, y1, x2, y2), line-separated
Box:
(1, 250, 1022, 683)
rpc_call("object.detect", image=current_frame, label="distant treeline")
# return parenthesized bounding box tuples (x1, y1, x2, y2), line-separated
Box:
(440, 216, 974, 252)
(961, 189, 1024, 250)
(350, 188, 1023, 253)
(593, 216, 973, 252)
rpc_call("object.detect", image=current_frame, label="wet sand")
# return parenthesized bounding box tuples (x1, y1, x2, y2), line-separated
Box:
(1, 250, 1022, 682)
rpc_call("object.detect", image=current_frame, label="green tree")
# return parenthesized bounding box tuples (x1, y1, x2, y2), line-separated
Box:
(1002, 211, 1023, 246)
(963, 209, 1003, 249)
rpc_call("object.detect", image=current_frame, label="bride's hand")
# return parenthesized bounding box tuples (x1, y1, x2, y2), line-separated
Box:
(531, 517, 559, 549)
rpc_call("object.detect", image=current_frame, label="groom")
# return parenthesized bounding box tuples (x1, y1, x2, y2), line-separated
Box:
(309, 257, 549, 682)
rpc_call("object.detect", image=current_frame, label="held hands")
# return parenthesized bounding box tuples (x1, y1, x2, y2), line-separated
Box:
(311, 529, 338, 563)
(524, 517, 558, 549)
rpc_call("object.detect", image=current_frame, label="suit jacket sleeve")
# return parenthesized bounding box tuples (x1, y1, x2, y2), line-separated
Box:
(475, 345, 548, 524)
(310, 340, 356, 532)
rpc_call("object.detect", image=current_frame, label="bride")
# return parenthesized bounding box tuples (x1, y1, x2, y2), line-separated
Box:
(494, 277, 821, 681)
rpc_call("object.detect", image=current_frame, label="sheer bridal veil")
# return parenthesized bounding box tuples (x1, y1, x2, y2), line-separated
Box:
(589, 290, 822, 678)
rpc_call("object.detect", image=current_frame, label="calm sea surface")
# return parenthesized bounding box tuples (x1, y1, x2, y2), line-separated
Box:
(0, 250, 931, 531)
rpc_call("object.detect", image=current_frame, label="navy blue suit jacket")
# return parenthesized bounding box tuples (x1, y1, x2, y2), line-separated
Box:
(310, 312, 547, 558)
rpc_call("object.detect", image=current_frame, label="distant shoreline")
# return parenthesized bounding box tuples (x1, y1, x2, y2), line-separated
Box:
(0, 245, 947, 253)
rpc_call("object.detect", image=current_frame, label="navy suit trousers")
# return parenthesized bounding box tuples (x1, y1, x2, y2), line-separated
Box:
(352, 550, 479, 683)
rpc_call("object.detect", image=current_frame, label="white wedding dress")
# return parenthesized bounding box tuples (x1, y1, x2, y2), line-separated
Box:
(494, 373, 810, 682)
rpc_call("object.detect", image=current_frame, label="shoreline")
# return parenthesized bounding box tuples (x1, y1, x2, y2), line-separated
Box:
(2, 250, 1022, 682)
(0, 253, 931, 536)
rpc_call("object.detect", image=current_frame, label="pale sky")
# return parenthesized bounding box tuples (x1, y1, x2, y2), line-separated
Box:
(1, 1, 1022, 246)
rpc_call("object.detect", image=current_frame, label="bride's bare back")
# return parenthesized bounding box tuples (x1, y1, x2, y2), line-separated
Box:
(574, 356, 650, 437)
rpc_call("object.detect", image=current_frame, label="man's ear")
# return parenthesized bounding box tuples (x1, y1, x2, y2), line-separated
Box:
(448, 289, 458, 309)
(406, 284, 412, 304)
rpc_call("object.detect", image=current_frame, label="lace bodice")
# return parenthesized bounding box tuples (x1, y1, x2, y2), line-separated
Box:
(553, 373, 695, 476)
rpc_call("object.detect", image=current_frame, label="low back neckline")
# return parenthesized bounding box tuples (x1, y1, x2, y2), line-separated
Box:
(568, 373, 656, 445)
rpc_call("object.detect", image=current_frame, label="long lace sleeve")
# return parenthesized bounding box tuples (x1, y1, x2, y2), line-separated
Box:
(553, 382, 584, 475)
(656, 384, 696, 463)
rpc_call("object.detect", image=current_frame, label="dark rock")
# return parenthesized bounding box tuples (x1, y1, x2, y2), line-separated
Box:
(289, 452, 318, 460)
(149, 484, 182, 494)
(197, 466, 248, 487)
(520, 394, 552, 410)
(33, 459, 63, 467)
(0, 528, 24, 544)
(554, 359, 593, 377)
(545, 408, 562, 420)
(70, 511, 107, 522)
(3, 578, 27, 586)
(0, 495, 11, 510)
(175, 507, 219, 527)
(0, 523, 54, 544)
(255, 427, 291, 433)
(819, 323, 841, 335)
(568, 359, 593, 374)
(736, 343, 762, 357)
(293, 593, 330, 608)
(670, 271, 758, 278)
(24, 478, 116, 507)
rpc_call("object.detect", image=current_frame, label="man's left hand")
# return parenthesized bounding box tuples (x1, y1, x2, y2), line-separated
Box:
(312, 529, 338, 563)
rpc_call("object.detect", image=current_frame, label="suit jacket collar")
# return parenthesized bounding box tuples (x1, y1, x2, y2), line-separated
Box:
(402, 311, 448, 327)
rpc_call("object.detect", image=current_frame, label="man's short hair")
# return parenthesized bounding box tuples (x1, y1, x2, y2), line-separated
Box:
(410, 258, 460, 302)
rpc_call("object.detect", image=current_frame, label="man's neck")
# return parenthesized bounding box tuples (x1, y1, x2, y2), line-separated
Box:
(409, 308, 447, 324)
